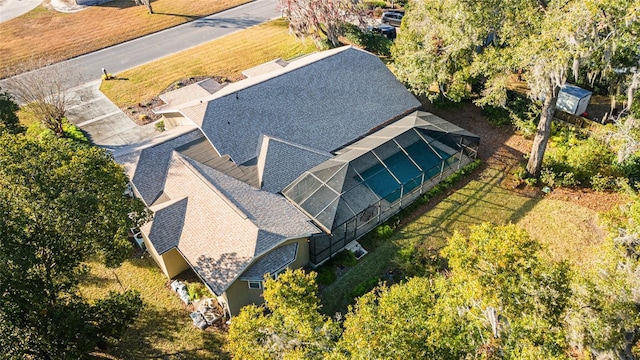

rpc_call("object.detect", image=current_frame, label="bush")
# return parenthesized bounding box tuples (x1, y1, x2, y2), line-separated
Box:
(342, 23, 392, 57)
(617, 154, 640, 189)
(316, 267, 337, 286)
(350, 276, 381, 299)
(542, 133, 616, 188)
(63, 123, 89, 143)
(154, 120, 165, 132)
(331, 250, 358, 267)
(376, 224, 394, 239)
(483, 105, 512, 127)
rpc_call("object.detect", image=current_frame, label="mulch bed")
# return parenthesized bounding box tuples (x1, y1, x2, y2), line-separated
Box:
(121, 76, 228, 126)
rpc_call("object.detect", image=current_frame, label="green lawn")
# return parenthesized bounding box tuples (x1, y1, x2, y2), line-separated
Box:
(100, 19, 317, 108)
(81, 257, 229, 359)
(319, 167, 609, 315)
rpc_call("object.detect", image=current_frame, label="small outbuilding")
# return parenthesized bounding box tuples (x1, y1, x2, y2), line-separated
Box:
(556, 84, 592, 116)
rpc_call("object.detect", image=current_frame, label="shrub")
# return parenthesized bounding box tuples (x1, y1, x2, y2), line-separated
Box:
(542, 133, 615, 188)
(316, 267, 337, 286)
(63, 123, 89, 143)
(342, 23, 392, 57)
(617, 154, 640, 189)
(350, 276, 381, 299)
(483, 105, 512, 127)
(154, 120, 165, 132)
(329, 250, 357, 267)
(376, 224, 394, 239)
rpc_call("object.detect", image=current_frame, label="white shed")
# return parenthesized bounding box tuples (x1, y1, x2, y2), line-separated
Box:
(556, 84, 592, 116)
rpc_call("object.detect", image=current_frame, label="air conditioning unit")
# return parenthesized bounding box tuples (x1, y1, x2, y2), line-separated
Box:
(123, 183, 134, 198)
(130, 228, 146, 250)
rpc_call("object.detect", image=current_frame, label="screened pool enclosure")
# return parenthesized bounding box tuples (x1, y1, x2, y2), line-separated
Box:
(282, 111, 480, 265)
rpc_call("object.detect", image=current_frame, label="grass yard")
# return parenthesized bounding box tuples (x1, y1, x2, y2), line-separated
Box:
(81, 256, 229, 359)
(100, 18, 317, 107)
(320, 166, 612, 315)
(0, 0, 250, 78)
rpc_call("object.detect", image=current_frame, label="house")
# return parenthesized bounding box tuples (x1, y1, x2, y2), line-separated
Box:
(114, 46, 479, 316)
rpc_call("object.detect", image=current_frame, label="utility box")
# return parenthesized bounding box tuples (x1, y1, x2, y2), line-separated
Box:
(556, 84, 592, 116)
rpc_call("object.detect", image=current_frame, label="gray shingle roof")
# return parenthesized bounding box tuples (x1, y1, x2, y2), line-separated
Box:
(258, 136, 332, 193)
(114, 128, 205, 206)
(142, 197, 189, 254)
(240, 242, 298, 280)
(184, 156, 319, 256)
(193, 46, 421, 164)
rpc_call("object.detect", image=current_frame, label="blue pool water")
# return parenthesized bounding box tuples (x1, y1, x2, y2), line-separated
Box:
(358, 141, 452, 202)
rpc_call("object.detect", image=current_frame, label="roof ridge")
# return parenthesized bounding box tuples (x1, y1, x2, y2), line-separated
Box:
(261, 134, 334, 157)
(172, 151, 253, 223)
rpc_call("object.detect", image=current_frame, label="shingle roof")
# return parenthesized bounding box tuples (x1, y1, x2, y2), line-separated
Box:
(114, 127, 206, 206)
(258, 136, 332, 193)
(141, 197, 189, 254)
(240, 242, 298, 280)
(184, 156, 319, 256)
(179, 46, 421, 164)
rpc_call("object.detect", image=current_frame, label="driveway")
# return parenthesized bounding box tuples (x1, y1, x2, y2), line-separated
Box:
(0, 0, 42, 23)
(1, 0, 279, 149)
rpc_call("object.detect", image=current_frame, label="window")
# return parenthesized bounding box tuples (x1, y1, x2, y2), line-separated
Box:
(247, 281, 262, 289)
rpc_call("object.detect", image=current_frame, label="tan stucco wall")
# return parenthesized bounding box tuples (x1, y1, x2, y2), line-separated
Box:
(224, 237, 310, 315)
(162, 249, 190, 278)
(143, 233, 189, 279)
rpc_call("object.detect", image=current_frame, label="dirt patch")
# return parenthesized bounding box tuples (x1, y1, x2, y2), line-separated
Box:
(419, 99, 625, 213)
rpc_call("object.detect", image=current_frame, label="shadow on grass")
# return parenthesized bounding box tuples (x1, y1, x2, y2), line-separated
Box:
(319, 167, 542, 316)
(109, 306, 229, 360)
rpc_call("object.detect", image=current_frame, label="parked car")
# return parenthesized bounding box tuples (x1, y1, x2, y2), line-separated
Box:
(367, 24, 397, 40)
(381, 11, 403, 27)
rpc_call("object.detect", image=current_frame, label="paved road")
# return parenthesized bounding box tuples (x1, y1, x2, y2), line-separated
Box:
(1, 0, 280, 149)
(2, 0, 279, 91)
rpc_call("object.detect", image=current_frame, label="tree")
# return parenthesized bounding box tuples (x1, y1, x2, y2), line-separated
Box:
(336, 223, 573, 359)
(0, 88, 23, 134)
(133, 0, 153, 14)
(227, 269, 340, 359)
(0, 134, 150, 358)
(393, 0, 639, 177)
(278, 0, 369, 48)
(4, 59, 70, 137)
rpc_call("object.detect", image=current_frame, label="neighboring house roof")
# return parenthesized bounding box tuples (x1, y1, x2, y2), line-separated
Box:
(158, 46, 421, 165)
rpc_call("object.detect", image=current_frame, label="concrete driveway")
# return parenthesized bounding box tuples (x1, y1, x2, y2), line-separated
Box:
(0, 0, 42, 23)
(64, 81, 157, 150)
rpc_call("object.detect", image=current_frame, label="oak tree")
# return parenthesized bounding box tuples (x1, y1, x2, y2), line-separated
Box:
(0, 134, 149, 358)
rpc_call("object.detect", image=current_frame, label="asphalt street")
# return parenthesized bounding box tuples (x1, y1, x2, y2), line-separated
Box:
(0, 0, 280, 148)
(1, 0, 280, 91)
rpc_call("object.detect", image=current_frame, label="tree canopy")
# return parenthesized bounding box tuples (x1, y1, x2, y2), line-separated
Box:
(0, 88, 22, 135)
(227, 269, 340, 359)
(0, 134, 149, 358)
(278, 0, 370, 48)
(393, 0, 640, 177)
(228, 222, 640, 359)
